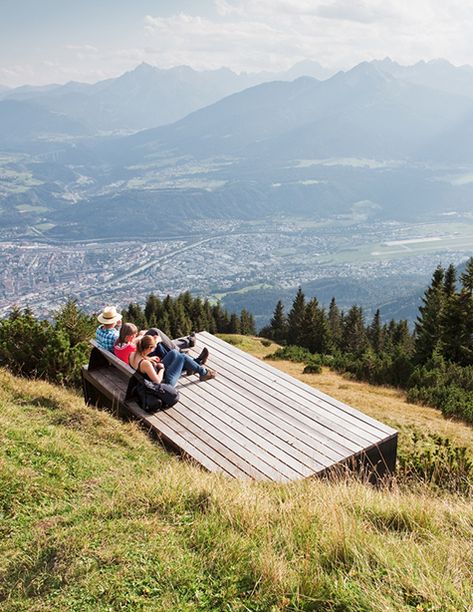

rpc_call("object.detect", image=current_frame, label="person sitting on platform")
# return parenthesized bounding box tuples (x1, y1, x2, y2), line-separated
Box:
(145, 327, 209, 368)
(145, 327, 195, 357)
(95, 306, 121, 352)
(129, 335, 216, 386)
(114, 322, 142, 364)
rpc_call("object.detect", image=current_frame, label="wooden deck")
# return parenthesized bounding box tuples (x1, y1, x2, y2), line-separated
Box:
(82, 332, 397, 483)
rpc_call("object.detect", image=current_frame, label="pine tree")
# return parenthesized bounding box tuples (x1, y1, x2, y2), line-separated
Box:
(53, 299, 95, 347)
(302, 298, 330, 354)
(144, 293, 162, 326)
(443, 264, 457, 296)
(414, 265, 446, 364)
(229, 313, 241, 334)
(328, 297, 343, 350)
(240, 309, 256, 335)
(392, 320, 414, 354)
(460, 256, 473, 293)
(170, 301, 192, 338)
(441, 289, 473, 365)
(268, 300, 288, 343)
(123, 302, 146, 330)
(287, 288, 306, 346)
(367, 309, 384, 354)
(342, 305, 368, 355)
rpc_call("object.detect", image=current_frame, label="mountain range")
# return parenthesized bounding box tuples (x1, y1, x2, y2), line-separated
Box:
(2, 58, 473, 237)
(0, 60, 331, 133)
(123, 60, 473, 164)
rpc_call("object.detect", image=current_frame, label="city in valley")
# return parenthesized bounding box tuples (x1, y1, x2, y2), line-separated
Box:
(2, 216, 472, 325)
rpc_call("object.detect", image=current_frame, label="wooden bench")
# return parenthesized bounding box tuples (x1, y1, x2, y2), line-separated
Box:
(82, 332, 398, 483)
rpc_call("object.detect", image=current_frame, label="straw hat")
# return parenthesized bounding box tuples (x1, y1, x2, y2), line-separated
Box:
(97, 306, 121, 325)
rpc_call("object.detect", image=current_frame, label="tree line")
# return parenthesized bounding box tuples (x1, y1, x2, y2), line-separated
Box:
(1, 260, 472, 423)
(260, 258, 473, 423)
(0, 294, 255, 386)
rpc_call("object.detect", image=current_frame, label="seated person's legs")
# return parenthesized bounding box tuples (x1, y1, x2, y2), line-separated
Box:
(161, 349, 211, 386)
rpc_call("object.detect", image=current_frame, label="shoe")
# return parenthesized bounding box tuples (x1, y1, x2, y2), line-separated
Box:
(188, 332, 197, 348)
(195, 347, 209, 366)
(199, 368, 216, 382)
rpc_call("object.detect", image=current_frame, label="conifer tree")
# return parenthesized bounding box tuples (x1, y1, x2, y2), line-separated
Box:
(342, 305, 368, 355)
(287, 287, 306, 346)
(392, 320, 414, 354)
(144, 293, 161, 325)
(328, 297, 343, 350)
(460, 256, 473, 293)
(414, 265, 446, 364)
(53, 299, 95, 347)
(367, 309, 384, 354)
(123, 303, 146, 330)
(229, 313, 241, 334)
(268, 300, 288, 343)
(443, 264, 457, 296)
(170, 301, 192, 338)
(240, 309, 256, 335)
(441, 289, 473, 365)
(303, 298, 330, 354)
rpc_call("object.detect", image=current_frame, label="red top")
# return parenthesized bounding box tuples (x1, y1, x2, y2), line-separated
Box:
(114, 342, 136, 364)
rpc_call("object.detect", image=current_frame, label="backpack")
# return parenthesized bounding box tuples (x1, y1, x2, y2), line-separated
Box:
(126, 373, 180, 413)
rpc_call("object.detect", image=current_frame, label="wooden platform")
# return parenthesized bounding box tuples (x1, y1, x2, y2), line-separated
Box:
(82, 332, 397, 483)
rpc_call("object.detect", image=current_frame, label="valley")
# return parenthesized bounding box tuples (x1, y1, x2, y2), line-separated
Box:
(2, 215, 471, 326)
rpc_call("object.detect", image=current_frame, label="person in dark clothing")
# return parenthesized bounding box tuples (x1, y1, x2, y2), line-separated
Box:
(129, 335, 216, 386)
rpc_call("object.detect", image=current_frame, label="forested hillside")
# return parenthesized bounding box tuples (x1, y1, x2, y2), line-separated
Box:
(261, 258, 473, 424)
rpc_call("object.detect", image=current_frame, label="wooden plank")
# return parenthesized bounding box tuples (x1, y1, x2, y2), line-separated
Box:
(192, 347, 375, 449)
(82, 367, 121, 403)
(90, 340, 135, 378)
(182, 377, 330, 472)
(160, 408, 277, 481)
(197, 337, 388, 444)
(200, 332, 396, 437)
(195, 336, 384, 443)
(182, 375, 336, 470)
(176, 389, 313, 479)
(156, 410, 273, 480)
(186, 355, 363, 457)
(83, 332, 397, 482)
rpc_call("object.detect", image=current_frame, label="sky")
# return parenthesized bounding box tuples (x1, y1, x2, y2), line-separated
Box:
(2, 0, 473, 87)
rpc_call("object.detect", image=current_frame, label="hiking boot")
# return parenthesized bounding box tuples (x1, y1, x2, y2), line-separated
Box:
(195, 347, 209, 366)
(199, 368, 216, 382)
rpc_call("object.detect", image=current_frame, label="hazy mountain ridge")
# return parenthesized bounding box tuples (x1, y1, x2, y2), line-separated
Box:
(126, 61, 473, 164)
(0, 60, 332, 133)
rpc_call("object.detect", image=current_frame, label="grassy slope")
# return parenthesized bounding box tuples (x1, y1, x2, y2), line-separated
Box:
(0, 338, 472, 611)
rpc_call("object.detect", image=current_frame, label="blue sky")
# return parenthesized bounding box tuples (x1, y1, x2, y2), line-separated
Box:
(2, 0, 473, 87)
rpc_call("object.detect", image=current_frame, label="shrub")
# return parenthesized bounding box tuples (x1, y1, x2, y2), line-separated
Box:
(397, 431, 473, 495)
(260, 339, 272, 347)
(0, 304, 92, 387)
(265, 345, 312, 363)
(303, 361, 322, 374)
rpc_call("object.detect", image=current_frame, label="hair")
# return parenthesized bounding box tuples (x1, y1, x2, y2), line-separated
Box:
(136, 334, 156, 354)
(116, 322, 138, 347)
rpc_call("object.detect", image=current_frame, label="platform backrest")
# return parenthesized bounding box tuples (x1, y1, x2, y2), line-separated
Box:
(89, 339, 135, 378)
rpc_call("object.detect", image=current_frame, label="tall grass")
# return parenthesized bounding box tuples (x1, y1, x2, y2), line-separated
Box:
(1, 368, 472, 610)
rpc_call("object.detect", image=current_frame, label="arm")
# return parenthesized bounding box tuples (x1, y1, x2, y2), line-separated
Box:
(141, 359, 164, 384)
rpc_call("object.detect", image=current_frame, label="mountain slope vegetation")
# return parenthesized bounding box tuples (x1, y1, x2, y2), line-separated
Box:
(0, 337, 472, 611)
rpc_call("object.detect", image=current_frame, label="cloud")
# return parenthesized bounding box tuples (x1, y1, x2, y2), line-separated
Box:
(3, 1, 473, 87)
(65, 44, 98, 52)
(142, 2, 473, 73)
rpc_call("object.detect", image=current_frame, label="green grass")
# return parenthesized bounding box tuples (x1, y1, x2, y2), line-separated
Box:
(0, 362, 472, 611)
